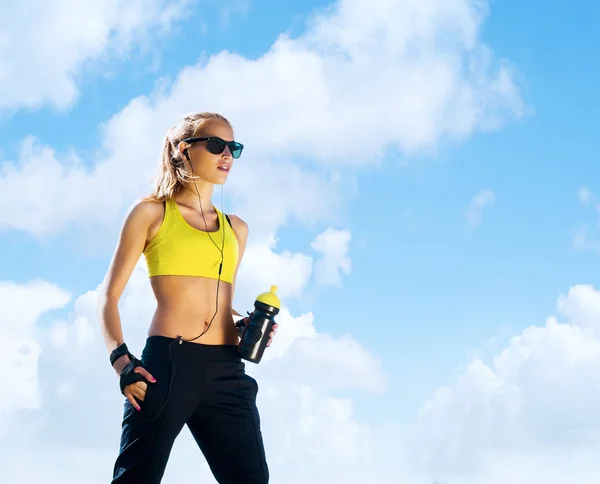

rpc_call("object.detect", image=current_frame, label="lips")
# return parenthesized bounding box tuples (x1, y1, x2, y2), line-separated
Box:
(217, 164, 230, 172)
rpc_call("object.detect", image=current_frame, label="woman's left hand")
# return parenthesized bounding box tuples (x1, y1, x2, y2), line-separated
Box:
(267, 323, 278, 347)
(236, 318, 278, 347)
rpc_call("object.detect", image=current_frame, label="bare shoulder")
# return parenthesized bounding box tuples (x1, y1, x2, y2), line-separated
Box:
(124, 198, 165, 238)
(227, 214, 249, 244)
(127, 198, 164, 222)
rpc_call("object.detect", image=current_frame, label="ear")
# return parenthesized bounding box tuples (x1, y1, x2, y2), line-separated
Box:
(177, 141, 190, 161)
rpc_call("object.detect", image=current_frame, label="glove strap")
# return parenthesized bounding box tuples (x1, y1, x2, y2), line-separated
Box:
(110, 342, 133, 366)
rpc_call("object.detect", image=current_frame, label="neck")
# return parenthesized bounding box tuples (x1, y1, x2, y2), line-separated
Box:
(178, 180, 216, 212)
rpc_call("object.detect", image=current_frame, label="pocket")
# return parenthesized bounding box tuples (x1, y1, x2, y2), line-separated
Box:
(134, 351, 171, 422)
(238, 370, 259, 397)
(233, 361, 258, 392)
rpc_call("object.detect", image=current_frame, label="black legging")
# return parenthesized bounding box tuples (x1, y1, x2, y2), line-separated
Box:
(111, 335, 269, 483)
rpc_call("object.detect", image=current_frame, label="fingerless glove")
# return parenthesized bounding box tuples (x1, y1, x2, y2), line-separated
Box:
(119, 356, 145, 394)
(235, 318, 247, 338)
(110, 343, 146, 394)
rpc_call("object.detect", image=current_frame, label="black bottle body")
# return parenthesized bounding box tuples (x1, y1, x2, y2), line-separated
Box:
(238, 301, 279, 364)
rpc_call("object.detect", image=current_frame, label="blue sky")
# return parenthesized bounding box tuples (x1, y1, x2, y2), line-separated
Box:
(2, 0, 600, 482)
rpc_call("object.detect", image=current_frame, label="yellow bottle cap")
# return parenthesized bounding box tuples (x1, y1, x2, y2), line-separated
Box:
(256, 285, 281, 309)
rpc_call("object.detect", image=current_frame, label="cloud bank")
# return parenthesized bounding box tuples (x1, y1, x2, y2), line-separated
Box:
(0, 0, 194, 114)
(0, 0, 522, 239)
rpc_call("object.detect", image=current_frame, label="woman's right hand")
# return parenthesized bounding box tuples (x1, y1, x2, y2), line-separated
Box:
(113, 355, 156, 411)
(123, 370, 155, 410)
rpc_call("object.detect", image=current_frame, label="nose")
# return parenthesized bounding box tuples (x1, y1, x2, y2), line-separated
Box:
(222, 145, 233, 159)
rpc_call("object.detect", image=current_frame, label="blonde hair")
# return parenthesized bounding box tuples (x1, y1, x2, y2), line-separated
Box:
(146, 112, 232, 201)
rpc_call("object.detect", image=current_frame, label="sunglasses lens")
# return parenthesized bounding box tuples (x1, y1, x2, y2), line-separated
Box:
(207, 138, 226, 154)
(230, 142, 243, 159)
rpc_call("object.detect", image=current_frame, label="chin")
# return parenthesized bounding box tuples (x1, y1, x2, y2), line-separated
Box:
(212, 176, 228, 185)
(201, 172, 229, 185)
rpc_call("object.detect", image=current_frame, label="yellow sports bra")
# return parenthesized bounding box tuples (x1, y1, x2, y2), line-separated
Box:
(143, 198, 239, 283)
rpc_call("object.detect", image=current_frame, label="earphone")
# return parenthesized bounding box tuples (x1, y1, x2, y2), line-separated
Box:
(177, 147, 226, 344)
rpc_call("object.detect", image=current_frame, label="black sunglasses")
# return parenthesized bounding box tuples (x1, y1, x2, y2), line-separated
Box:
(182, 136, 244, 159)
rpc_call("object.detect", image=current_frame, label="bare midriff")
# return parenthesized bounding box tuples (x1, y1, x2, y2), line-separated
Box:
(147, 275, 239, 345)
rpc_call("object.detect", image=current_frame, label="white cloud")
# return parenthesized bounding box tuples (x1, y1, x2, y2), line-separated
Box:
(0, 0, 193, 114)
(556, 283, 600, 333)
(0, 0, 522, 239)
(217, 0, 250, 25)
(311, 228, 352, 286)
(261, 329, 387, 393)
(578, 186, 595, 206)
(466, 188, 495, 226)
(574, 186, 600, 253)
(236, 237, 313, 304)
(0, 280, 70, 427)
(405, 284, 600, 484)
(231, 228, 352, 313)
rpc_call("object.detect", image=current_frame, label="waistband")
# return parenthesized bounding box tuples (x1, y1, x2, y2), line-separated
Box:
(143, 335, 242, 362)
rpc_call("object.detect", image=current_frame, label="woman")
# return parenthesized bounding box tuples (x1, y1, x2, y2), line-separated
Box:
(98, 112, 277, 484)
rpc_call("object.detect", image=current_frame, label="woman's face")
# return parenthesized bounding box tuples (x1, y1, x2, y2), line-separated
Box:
(181, 121, 237, 185)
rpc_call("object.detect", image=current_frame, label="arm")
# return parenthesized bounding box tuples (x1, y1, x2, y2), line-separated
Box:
(227, 214, 249, 319)
(97, 200, 158, 375)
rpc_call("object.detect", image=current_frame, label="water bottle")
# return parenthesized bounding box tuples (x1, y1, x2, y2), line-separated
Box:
(238, 285, 280, 363)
